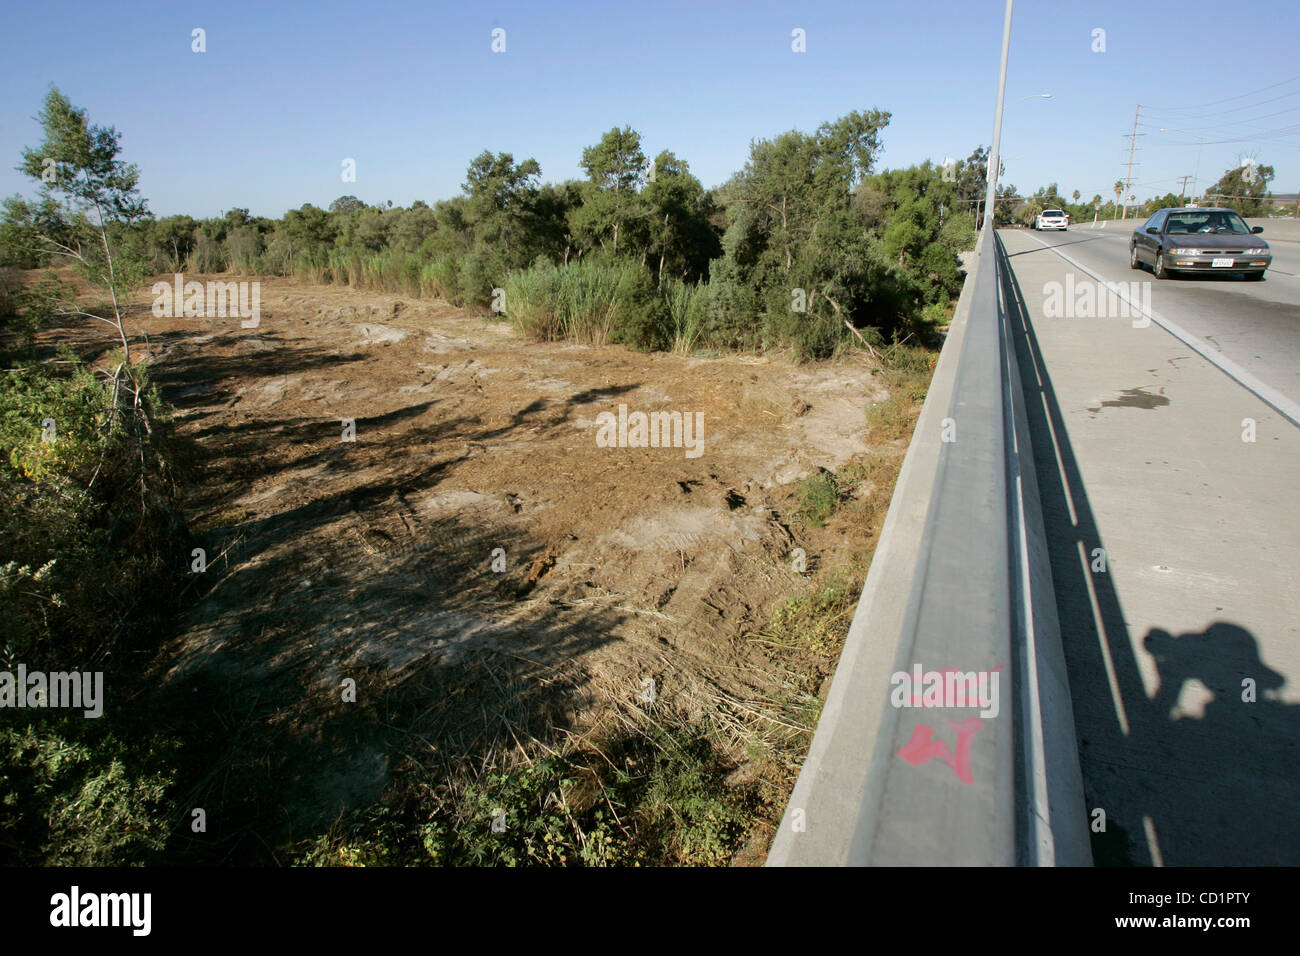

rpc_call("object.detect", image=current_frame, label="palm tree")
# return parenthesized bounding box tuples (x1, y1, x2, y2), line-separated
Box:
(1113, 180, 1125, 219)
(1092, 194, 1103, 223)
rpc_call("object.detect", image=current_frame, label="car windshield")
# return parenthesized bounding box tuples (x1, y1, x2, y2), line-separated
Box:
(1043, 210, 1064, 216)
(1164, 212, 1251, 235)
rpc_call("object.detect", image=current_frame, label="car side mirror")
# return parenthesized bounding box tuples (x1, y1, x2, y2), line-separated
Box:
(1146, 227, 1159, 235)
(1252, 226, 1264, 233)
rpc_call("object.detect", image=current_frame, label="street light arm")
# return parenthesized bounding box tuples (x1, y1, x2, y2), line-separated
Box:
(982, 0, 1015, 230)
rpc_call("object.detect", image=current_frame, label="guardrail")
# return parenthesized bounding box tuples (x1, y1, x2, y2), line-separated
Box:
(1082, 217, 1300, 243)
(765, 226, 1091, 866)
(1246, 218, 1300, 243)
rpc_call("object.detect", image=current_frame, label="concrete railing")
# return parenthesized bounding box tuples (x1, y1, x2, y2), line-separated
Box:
(1081, 217, 1300, 243)
(1246, 218, 1300, 243)
(766, 226, 1091, 866)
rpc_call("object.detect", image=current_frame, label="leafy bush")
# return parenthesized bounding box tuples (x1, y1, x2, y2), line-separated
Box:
(0, 271, 71, 351)
(761, 568, 860, 653)
(0, 354, 188, 670)
(633, 729, 751, 865)
(0, 267, 21, 319)
(291, 714, 755, 867)
(0, 355, 188, 867)
(0, 717, 177, 865)
(794, 468, 841, 527)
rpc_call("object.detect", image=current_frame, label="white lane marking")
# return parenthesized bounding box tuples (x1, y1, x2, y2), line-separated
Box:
(1143, 815, 1165, 868)
(1021, 232, 1300, 428)
(1077, 541, 1129, 737)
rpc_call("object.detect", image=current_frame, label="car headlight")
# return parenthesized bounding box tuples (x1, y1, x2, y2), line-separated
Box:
(1171, 248, 1200, 255)
(1245, 247, 1266, 255)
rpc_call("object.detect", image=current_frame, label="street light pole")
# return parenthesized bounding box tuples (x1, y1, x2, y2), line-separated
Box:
(983, 0, 1014, 232)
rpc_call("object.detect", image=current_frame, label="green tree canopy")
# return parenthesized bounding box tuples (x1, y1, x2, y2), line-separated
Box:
(573, 127, 648, 257)
(1206, 159, 1275, 216)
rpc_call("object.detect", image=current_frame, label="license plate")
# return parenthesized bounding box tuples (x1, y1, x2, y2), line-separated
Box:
(1212, 257, 1234, 267)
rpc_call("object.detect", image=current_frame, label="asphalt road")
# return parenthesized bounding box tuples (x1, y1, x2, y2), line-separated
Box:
(1027, 223, 1300, 403)
(999, 226, 1299, 866)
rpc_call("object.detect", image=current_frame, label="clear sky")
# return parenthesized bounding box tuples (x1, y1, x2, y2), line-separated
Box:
(1, 0, 1296, 218)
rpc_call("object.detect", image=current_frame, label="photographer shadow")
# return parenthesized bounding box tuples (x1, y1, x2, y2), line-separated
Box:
(1133, 622, 1300, 865)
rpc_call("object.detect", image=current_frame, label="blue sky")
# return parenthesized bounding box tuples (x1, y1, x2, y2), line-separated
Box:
(1, 0, 1296, 218)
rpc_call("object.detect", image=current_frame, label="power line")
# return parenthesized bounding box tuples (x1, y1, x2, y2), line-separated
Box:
(1145, 75, 1300, 113)
(1141, 104, 1300, 133)
(1143, 92, 1300, 125)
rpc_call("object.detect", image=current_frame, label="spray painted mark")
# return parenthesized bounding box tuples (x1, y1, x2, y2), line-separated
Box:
(896, 716, 985, 785)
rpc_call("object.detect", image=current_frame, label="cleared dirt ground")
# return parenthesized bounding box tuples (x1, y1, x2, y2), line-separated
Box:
(52, 274, 917, 861)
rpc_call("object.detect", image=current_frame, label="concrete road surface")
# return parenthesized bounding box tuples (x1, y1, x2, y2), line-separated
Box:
(998, 226, 1299, 866)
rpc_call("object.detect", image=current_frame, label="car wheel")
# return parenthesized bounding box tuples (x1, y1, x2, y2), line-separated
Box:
(1154, 251, 1171, 279)
(1129, 245, 1143, 271)
(1245, 272, 1264, 281)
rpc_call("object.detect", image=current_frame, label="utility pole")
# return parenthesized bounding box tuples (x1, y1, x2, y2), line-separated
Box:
(1177, 175, 1192, 204)
(1122, 104, 1143, 219)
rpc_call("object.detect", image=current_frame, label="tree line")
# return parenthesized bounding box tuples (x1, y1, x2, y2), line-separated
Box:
(5, 96, 987, 362)
(998, 158, 1281, 228)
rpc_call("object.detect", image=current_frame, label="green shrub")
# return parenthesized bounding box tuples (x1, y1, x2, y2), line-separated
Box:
(503, 259, 664, 347)
(794, 468, 840, 527)
(457, 245, 512, 309)
(0, 355, 188, 865)
(190, 235, 224, 273)
(422, 253, 462, 303)
(0, 354, 188, 669)
(0, 271, 69, 351)
(762, 299, 847, 362)
(0, 267, 21, 320)
(328, 247, 360, 287)
(602, 262, 664, 350)
(290, 713, 755, 867)
(633, 729, 751, 866)
(295, 247, 331, 284)
(663, 278, 708, 354)
(0, 717, 177, 865)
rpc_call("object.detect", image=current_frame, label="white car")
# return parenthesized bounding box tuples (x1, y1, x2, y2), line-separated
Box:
(1034, 209, 1069, 230)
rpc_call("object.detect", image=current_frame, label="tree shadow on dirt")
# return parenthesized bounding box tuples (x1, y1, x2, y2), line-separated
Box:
(112, 319, 685, 862)
(146, 505, 627, 864)
(133, 355, 659, 862)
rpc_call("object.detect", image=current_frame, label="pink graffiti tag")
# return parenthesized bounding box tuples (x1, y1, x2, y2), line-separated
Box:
(896, 717, 985, 785)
